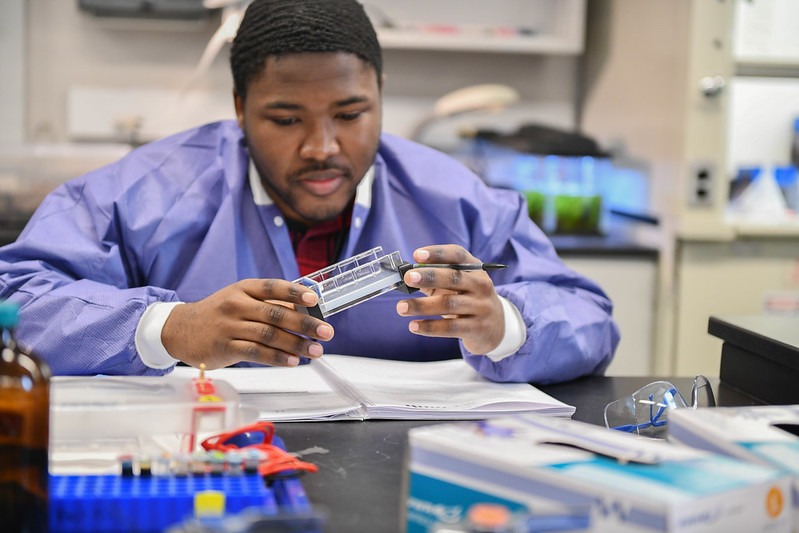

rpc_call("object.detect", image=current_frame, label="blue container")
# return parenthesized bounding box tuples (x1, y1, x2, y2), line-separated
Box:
(775, 165, 799, 211)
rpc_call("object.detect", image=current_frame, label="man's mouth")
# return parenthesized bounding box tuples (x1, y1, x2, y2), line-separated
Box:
(297, 169, 346, 196)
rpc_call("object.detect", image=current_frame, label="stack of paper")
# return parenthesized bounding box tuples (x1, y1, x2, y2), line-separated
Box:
(171, 355, 575, 422)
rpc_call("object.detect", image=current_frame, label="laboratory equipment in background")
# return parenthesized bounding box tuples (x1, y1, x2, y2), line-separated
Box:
(728, 165, 799, 220)
(410, 84, 521, 146)
(776, 166, 798, 213)
(457, 124, 650, 236)
(0, 301, 52, 533)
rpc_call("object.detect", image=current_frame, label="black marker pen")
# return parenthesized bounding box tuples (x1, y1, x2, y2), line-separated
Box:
(411, 263, 507, 271)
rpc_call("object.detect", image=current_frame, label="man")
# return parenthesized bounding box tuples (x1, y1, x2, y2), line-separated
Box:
(0, 0, 619, 383)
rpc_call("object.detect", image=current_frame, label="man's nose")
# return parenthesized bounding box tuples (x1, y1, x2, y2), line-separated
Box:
(299, 122, 340, 160)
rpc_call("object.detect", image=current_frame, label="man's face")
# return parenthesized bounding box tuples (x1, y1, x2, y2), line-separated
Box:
(235, 52, 382, 225)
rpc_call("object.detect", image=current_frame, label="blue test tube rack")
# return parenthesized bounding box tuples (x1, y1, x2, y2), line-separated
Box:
(49, 437, 312, 532)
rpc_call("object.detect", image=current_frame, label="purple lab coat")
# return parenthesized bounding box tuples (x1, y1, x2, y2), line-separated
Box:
(0, 120, 619, 383)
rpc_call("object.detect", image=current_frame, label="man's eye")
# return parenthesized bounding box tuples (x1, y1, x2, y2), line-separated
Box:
(338, 112, 362, 121)
(271, 117, 297, 126)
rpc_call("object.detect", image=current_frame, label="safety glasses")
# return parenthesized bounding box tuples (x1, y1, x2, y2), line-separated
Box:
(604, 375, 715, 439)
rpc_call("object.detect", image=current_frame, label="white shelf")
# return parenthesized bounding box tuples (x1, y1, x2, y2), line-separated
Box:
(376, 27, 583, 55)
(732, 221, 799, 238)
(679, 219, 799, 240)
(367, 0, 585, 56)
(736, 55, 799, 69)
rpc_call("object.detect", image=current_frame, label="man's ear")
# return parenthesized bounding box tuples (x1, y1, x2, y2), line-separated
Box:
(233, 89, 245, 130)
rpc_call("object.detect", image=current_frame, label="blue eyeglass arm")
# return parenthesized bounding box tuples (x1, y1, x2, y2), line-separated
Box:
(648, 390, 676, 428)
(610, 389, 678, 433)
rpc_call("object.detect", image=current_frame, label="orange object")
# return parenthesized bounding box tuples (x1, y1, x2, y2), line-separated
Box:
(467, 503, 512, 530)
(201, 421, 318, 478)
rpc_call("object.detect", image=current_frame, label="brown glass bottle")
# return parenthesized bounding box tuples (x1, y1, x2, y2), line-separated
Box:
(0, 302, 51, 533)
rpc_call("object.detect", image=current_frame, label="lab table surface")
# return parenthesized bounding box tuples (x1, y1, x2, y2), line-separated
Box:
(276, 376, 760, 533)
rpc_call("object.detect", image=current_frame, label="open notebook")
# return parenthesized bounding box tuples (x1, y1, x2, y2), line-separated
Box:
(172, 355, 574, 421)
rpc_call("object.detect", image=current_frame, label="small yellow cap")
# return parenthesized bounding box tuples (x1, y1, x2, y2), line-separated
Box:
(194, 490, 226, 518)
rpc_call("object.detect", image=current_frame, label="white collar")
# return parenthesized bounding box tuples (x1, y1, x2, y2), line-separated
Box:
(249, 159, 374, 209)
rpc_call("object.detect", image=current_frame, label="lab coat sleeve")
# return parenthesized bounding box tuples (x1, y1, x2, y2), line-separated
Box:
(461, 280, 619, 384)
(0, 174, 181, 376)
(458, 192, 620, 385)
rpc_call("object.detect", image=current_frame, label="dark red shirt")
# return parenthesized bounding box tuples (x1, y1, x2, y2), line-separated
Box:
(288, 202, 353, 276)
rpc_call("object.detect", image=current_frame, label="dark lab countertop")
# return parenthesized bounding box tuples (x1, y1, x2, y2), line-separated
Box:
(710, 314, 799, 404)
(550, 233, 659, 257)
(0, 216, 29, 246)
(709, 314, 799, 357)
(549, 208, 661, 257)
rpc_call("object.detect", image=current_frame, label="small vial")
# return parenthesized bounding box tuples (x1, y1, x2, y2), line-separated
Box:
(155, 453, 171, 476)
(242, 449, 264, 474)
(119, 454, 135, 477)
(208, 450, 226, 476)
(138, 454, 152, 477)
(190, 450, 208, 476)
(225, 450, 243, 475)
(173, 453, 190, 477)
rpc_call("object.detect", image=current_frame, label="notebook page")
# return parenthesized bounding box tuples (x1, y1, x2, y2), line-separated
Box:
(319, 355, 575, 419)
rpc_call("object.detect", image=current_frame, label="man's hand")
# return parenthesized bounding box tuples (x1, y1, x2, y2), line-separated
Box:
(396, 245, 505, 355)
(162, 278, 334, 369)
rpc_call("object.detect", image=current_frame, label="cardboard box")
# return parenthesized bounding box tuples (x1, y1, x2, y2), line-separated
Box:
(404, 414, 792, 533)
(670, 405, 799, 529)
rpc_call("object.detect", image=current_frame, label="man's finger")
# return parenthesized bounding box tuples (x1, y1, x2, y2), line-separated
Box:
(240, 278, 319, 308)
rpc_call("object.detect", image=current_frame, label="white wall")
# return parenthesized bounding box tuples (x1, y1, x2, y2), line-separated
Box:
(0, 0, 24, 143)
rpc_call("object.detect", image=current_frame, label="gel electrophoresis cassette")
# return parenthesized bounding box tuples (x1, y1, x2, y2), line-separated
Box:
(294, 246, 417, 320)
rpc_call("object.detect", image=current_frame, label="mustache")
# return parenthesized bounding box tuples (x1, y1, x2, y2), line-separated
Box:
(290, 162, 351, 180)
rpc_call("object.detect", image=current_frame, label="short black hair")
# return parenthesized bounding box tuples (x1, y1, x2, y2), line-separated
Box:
(230, 0, 383, 100)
